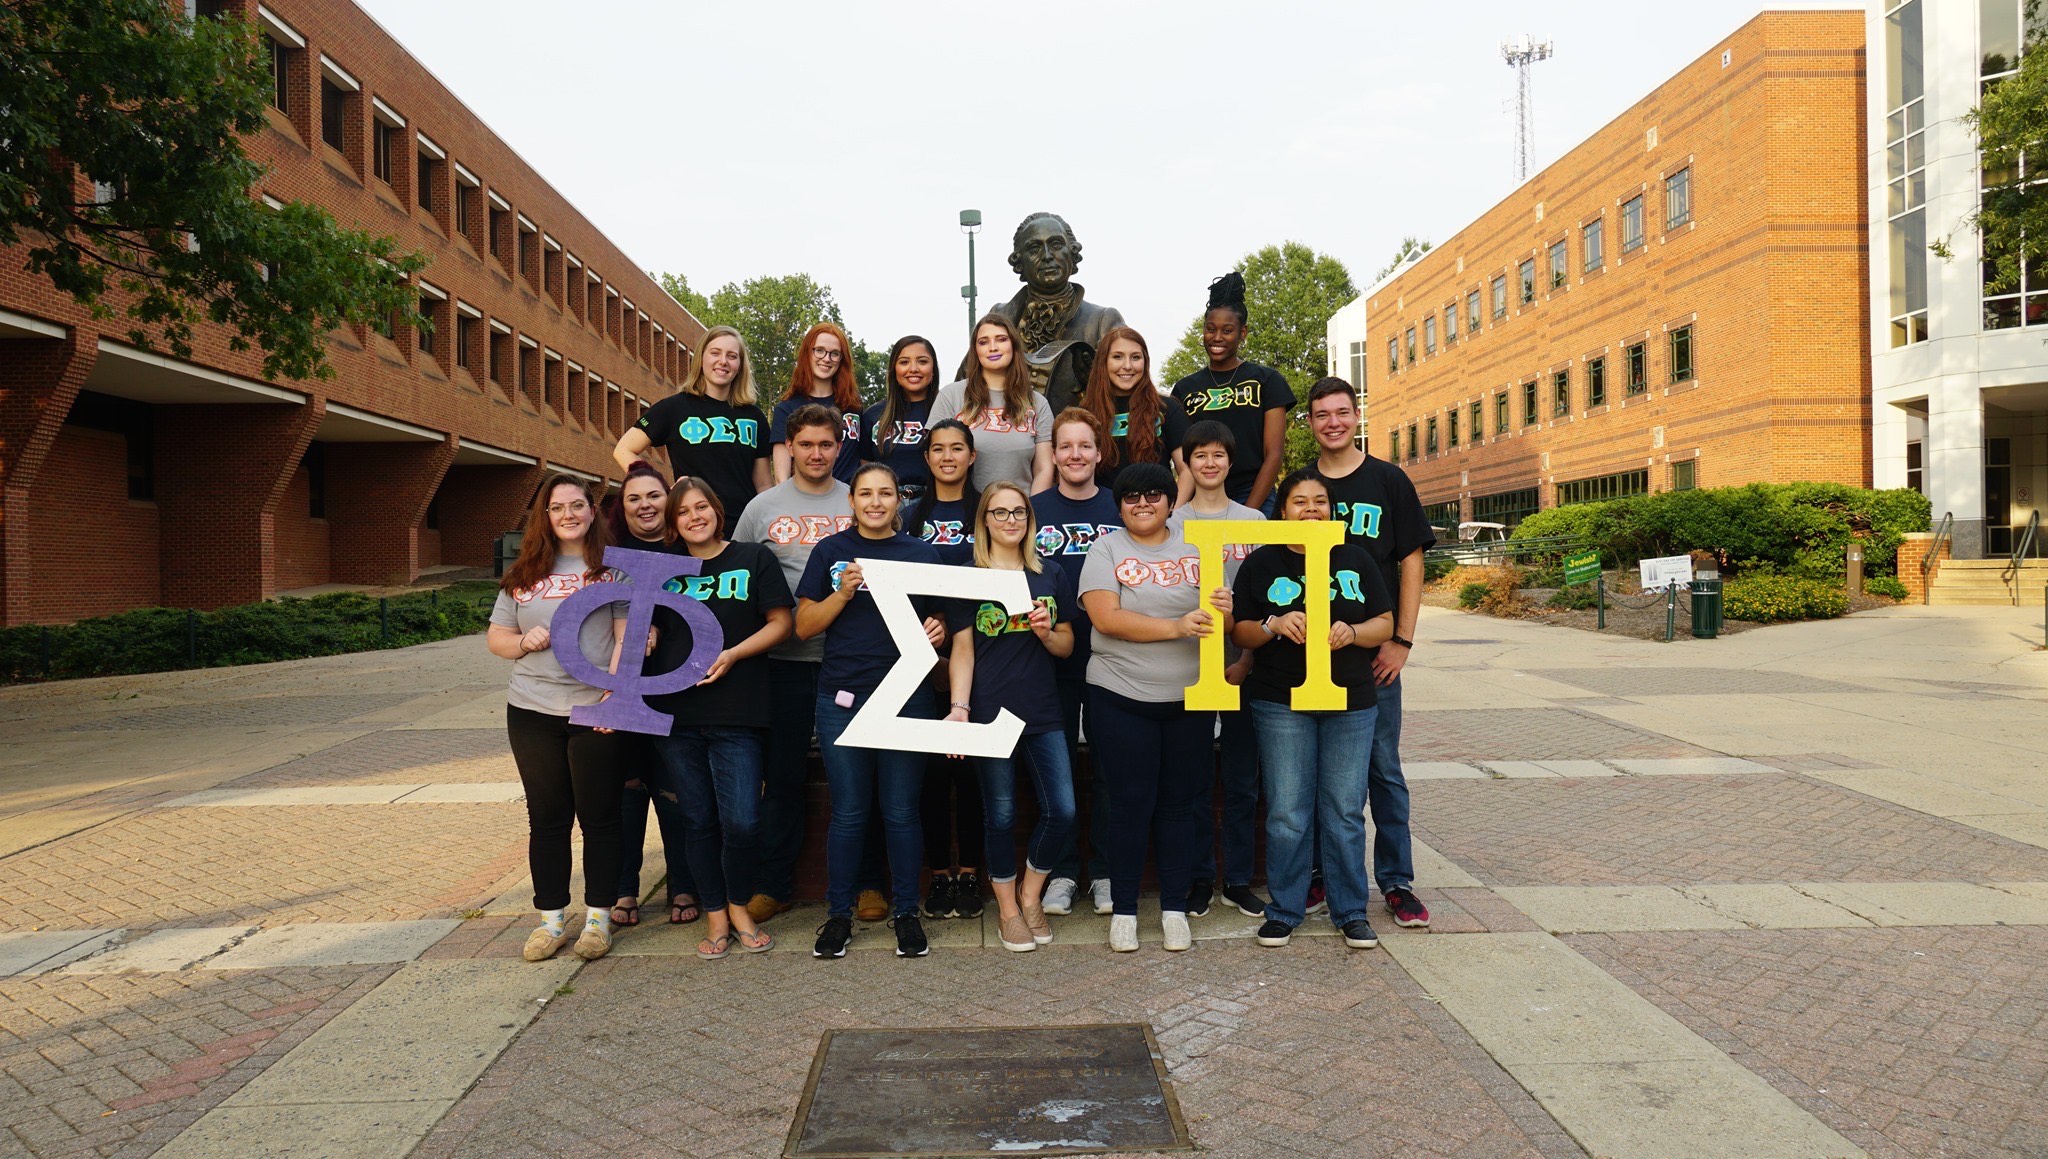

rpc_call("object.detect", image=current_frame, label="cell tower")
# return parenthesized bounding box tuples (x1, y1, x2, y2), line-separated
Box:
(1501, 35, 1553, 183)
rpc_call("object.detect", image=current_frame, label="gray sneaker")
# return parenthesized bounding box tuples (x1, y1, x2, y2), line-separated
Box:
(1041, 877, 1078, 916)
(1090, 879, 1114, 915)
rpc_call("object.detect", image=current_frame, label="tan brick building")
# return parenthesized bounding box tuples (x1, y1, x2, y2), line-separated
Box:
(1360, 11, 1870, 531)
(0, 0, 704, 625)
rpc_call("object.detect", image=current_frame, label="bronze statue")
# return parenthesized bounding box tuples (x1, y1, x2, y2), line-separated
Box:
(991, 212, 1126, 413)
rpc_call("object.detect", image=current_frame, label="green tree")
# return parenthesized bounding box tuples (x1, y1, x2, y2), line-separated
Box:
(1, 0, 424, 381)
(656, 271, 886, 405)
(1160, 242, 1358, 398)
(1375, 235, 1434, 282)
(1955, 10, 2048, 297)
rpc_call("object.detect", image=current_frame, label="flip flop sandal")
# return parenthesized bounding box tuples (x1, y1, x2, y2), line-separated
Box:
(736, 928, 774, 954)
(669, 895, 701, 925)
(696, 931, 734, 960)
(610, 899, 641, 927)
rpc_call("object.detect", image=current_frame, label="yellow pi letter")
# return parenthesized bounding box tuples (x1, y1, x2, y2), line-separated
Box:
(1178, 519, 1349, 713)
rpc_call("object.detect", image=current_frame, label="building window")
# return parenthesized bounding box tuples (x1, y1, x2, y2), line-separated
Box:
(416, 151, 438, 214)
(488, 202, 509, 262)
(304, 442, 326, 518)
(416, 294, 436, 355)
(1495, 391, 1509, 434)
(1422, 315, 1436, 355)
(1405, 326, 1416, 365)
(1348, 341, 1368, 389)
(371, 119, 398, 183)
(455, 313, 475, 369)
(1423, 501, 1460, 530)
(1548, 239, 1569, 288)
(1583, 219, 1604, 272)
(1467, 289, 1482, 332)
(1587, 356, 1607, 406)
(1621, 194, 1645, 253)
(1447, 408, 1460, 448)
(1521, 380, 1537, 426)
(1444, 304, 1458, 346)
(1518, 258, 1536, 304)
(1669, 326, 1695, 382)
(1665, 167, 1692, 229)
(320, 78, 346, 150)
(1426, 416, 1439, 455)
(1407, 423, 1419, 462)
(1474, 487, 1540, 528)
(1906, 440, 1923, 493)
(1553, 369, 1570, 417)
(1386, 337, 1399, 375)
(1886, 0, 1929, 345)
(1556, 468, 1649, 507)
(267, 38, 291, 114)
(1491, 275, 1508, 319)
(454, 180, 475, 236)
(1625, 342, 1647, 396)
(1389, 428, 1400, 461)
(1470, 400, 1484, 444)
(1671, 460, 1697, 491)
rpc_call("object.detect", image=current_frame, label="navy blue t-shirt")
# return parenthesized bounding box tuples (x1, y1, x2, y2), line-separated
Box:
(860, 396, 934, 502)
(955, 564, 1069, 735)
(914, 495, 976, 567)
(770, 396, 863, 484)
(1029, 485, 1122, 680)
(796, 529, 944, 697)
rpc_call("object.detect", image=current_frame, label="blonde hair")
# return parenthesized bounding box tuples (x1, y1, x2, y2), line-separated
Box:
(679, 325, 758, 408)
(970, 482, 1042, 573)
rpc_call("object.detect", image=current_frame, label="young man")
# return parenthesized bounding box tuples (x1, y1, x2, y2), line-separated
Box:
(1030, 409, 1121, 916)
(732, 406, 854, 922)
(1167, 421, 1266, 920)
(1307, 378, 1435, 928)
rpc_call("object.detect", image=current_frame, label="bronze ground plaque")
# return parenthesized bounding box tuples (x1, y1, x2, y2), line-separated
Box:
(785, 1023, 1193, 1157)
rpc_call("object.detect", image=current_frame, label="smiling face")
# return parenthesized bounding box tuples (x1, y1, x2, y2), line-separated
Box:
(1201, 308, 1246, 368)
(1310, 391, 1359, 453)
(546, 481, 593, 546)
(1187, 442, 1231, 491)
(893, 343, 935, 396)
(670, 486, 722, 546)
(975, 323, 1013, 373)
(1011, 217, 1077, 294)
(1118, 487, 1170, 536)
(850, 470, 899, 534)
(807, 332, 845, 391)
(790, 422, 841, 485)
(982, 485, 1032, 550)
(1105, 336, 1146, 394)
(1054, 420, 1099, 487)
(925, 425, 975, 485)
(701, 335, 742, 389)
(1281, 477, 1331, 522)
(621, 475, 668, 539)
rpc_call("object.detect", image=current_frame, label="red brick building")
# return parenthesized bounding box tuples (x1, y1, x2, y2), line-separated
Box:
(1363, 11, 1870, 531)
(0, 0, 704, 625)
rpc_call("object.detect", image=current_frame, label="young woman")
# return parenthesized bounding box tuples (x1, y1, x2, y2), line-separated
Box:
(602, 463, 699, 929)
(904, 420, 979, 568)
(861, 336, 940, 505)
(928, 314, 1055, 494)
(944, 483, 1076, 952)
(646, 478, 795, 959)
(795, 463, 950, 959)
(1078, 326, 1169, 485)
(1078, 461, 1234, 954)
(771, 322, 863, 484)
(1167, 273, 1296, 512)
(1229, 469, 1393, 950)
(486, 474, 626, 963)
(615, 326, 771, 526)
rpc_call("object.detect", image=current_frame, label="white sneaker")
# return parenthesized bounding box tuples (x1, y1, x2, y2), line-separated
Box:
(1042, 877, 1078, 916)
(1161, 911, 1192, 952)
(1109, 914, 1139, 952)
(1091, 879, 1114, 915)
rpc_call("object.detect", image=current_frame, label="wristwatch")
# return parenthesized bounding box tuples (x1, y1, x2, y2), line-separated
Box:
(1390, 634, 1414, 649)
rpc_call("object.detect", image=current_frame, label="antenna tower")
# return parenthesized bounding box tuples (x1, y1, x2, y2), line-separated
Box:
(1501, 35, 1553, 183)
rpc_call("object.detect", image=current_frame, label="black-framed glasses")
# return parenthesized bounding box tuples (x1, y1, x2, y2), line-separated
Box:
(987, 507, 1030, 523)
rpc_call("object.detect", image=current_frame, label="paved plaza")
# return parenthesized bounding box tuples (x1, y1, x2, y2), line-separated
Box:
(1, 603, 2046, 1157)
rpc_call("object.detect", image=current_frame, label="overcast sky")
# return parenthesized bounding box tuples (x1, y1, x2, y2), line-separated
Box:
(355, 0, 1858, 360)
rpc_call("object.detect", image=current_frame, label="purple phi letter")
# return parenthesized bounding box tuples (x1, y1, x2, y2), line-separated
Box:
(551, 545, 723, 735)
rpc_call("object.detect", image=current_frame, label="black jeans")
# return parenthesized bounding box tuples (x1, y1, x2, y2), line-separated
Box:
(505, 704, 626, 911)
(756, 658, 818, 901)
(617, 735, 695, 902)
(922, 754, 985, 871)
(1087, 685, 1212, 917)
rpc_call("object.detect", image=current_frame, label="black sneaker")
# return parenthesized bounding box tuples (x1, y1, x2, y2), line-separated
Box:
(891, 914, 930, 958)
(1222, 883, 1267, 917)
(1254, 919, 1293, 947)
(1341, 919, 1380, 949)
(951, 872, 984, 919)
(1186, 878, 1214, 917)
(922, 872, 954, 919)
(1384, 887, 1431, 928)
(813, 915, 852, 958)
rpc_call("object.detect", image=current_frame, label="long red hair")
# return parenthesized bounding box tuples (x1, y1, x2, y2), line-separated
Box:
(784, 321, 861, 413)
(1079, 326, 1162, 473)
(500, 474, 610, 595)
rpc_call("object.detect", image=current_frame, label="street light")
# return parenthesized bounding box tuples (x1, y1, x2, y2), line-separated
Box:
(960, 209, 982, 331)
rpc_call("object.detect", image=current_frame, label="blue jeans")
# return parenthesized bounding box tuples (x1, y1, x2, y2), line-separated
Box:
(756, 659, 817, 901)
(815, 686, 935, 918)
(1191, 708, 1260, 885)
(1088, 685, 1211, 917)
(975, 730, 1076, 882)
(1369, 676, 1413, 892)
(1252, 699, 1378, 927)
(617, 737, 694, 902)
(651, 726, 764, 913)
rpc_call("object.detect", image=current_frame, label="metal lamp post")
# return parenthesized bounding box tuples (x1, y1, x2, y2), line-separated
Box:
(960, 209, 982, 331)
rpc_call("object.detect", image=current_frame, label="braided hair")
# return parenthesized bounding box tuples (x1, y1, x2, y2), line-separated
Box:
(1205, 270, 1249, 327)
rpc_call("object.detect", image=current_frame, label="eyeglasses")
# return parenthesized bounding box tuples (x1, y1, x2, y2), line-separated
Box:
(547, 500, 590, 516)
(811, 348, 844, 363)
(1119, 490, 1169, 505)
(987, 507, 1030, 523)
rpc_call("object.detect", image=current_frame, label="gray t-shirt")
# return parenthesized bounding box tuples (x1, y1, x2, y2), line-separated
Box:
(489, 553, 623, 716)
(1168, 501, 1264, 664)
(1078, 527, 1208, 703)
(928, 379, 1055, 495)
(731, 477, 852, 662)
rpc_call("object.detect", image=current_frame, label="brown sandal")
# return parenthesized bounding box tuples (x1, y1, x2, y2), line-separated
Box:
(669, 894, 701, 924)
(610, 898, 640, 927)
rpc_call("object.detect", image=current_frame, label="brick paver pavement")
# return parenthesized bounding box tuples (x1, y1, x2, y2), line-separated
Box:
(54, 694, 424, 733)
(228, 729, 514, 788)
(1402, 707, 1711, 762)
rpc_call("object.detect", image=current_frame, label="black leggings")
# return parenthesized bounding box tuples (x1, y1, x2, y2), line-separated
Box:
(506, 704, 626, 911)
(922, 754, 985, 871)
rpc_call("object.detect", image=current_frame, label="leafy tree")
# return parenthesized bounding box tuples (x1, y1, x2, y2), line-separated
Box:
(1160, 242, 1358, 398)
(656, 271, 886, 405)
(1, 0, 424, 381)
(1375, 235, 1434, 283)
(1955, 11, 2048, 297)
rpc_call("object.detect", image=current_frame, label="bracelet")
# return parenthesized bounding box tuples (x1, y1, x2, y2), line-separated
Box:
(1260, 616, 1277, 638)
(1390, 634, 1414, 649)
(950, 702, 972, 712)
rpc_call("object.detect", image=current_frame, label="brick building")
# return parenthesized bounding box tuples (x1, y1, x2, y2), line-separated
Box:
(1356, 11, 1870, 532)
(0, 0, 704, 626)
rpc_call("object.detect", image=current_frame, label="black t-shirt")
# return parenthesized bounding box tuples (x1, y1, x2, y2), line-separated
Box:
(859, 396, 934, 502)
(1233, 543, 1391, 711)
(914, 495, 976, 567)
(1029, 486, 1121, 680)
(1167, 361, 1296, 503)
(796, 529, 945, 697)
(1314, 454, 1436, 613)
(644, 541, 793, 729)
(955, 564, 1070, 734)
(771, 396, 863, 484)
(634, 392, 768, 530)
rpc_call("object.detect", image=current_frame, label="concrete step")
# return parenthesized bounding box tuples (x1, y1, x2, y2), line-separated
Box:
(1932, 575, 2045, 588)
(1928, 594, 2044, 605)
(1937, 558, 2048, 570)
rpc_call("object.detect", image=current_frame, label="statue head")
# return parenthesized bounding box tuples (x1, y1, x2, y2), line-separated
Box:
(1008, 212, 1083, 294)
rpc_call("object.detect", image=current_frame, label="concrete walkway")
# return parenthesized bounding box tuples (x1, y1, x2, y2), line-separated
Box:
(1, 603, 2044, 1156)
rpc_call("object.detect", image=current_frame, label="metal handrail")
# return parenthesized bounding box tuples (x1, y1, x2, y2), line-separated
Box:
(1923, 511, 1952, 605)
(2003, 508, 2039, 605)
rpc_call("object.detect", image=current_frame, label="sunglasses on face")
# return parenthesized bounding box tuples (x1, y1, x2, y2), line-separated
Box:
(1119, 490, 1169, 505)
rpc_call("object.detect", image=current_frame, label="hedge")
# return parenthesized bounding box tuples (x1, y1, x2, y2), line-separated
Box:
(0, 581, 499, 682)
(1722, 575, 1849, 622)
(1511, 483, 1929, 578)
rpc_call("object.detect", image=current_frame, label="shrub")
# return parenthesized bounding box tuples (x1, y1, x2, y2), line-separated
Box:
(1722, 575, 1848, 623)
(1424, 553, 1459, 582)
(1547, 584, 1599, 610)
(1458, 582, 1489, 609)
(1863, 575, 1909, 600)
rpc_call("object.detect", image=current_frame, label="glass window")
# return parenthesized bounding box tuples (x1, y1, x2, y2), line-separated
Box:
(1583, 219, 1604, 272)
(1448, 408, 1460, 447)
(1670, 326, 1694, 382)
(1887, 0, 1929, 345)
(1625, 343, 1647, 395)
(1470, 400, 1484, 443)
(1587, 356, 1607, 406)
(1444, 304, 1458, 345)
(1405, 327, 1416, 364)
(1622, 195, 1645, 252)
(1548, 239, 1569, 288)
(1426, 417, 1439, 455)
(455, 314, 475, 369)
(1553, 369, 1571, 416)
(371, 120, 395, 183)
(1492, 275, 1508, 319)
(320, 79, 346, 151)
(1495, 392, 1509, 433)
(267, 39, 290, 114)
(455, 183, 474, 236)
(1349, 341, 1368, 389)
(1407, 422, 1419, 461)
(1467, 289, 1482, 331)
(1387, 337, 1399, 375)
(1665, 168, 1692, 229)
(1389, 428, 1400, 461)
(1519, 258, 1536, 304)
(1522, 380, 1537, 426)
(1423, 315, 1436, 354)
(1906, 440, 1923, 493)
(1671, 460, 1697, 491)
(1556, 469, 1649, 506)
(1473, 487, 1540, 528)
(416, 295, 435, 354)
(416, 153, 436, 213)
(1886, 0, 1923, 110)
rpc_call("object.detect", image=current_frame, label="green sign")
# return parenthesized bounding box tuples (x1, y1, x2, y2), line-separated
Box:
(1563, 550, 1602, 586)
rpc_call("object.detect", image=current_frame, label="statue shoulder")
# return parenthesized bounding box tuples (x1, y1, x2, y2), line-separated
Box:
(1073, 298, 1125, 339)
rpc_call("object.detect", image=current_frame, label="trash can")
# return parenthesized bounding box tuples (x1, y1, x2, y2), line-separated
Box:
(1690, 571, 1723, 639)
(493, 530, 523, 578)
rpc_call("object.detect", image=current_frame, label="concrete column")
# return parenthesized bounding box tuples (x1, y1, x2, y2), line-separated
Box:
(434, 463, 544, 569)
(323, 436, 459, 585)
(155, 401, 325, 608)
(1927, 389, 1984, 558)
(0, 333, 98, 625)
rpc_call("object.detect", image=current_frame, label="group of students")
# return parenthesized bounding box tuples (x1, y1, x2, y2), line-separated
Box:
(487, 272, 1436, 964)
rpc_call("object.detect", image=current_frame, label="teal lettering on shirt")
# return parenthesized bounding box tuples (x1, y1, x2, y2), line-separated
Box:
(662, 568, 752, 601)
(1336, 501, 1383, 539)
